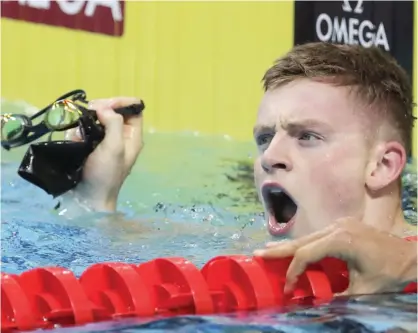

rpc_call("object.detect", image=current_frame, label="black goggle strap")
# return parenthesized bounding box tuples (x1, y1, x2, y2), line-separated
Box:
(1, 90, 89, 150)
(29, 89, 88, 121)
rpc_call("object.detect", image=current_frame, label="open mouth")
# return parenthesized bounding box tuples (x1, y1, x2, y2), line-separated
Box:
(262, 183, 298, 236)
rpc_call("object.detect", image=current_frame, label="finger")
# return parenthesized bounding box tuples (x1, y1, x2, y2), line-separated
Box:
(334, 290, 350, 297)
(108, 97, 144, 166)
(284, 233, 347, 292)
(265, 242, 279, 247)
(65, 127, 83, 142)
(89, 97, 143, 129)
(89, 100, 124, 154)
(108, 97, 144, 127)
(253, 225, 336, 257)
(265, 240, 287, 248)
(88, 98, 113, 109)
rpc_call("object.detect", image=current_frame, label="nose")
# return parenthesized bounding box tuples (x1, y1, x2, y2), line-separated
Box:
(260, 136, 292, 173)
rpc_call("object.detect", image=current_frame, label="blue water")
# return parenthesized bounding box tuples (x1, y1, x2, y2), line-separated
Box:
(1, 132, 270, 275)
(1, 124, 417, 332)
(23, 294, 418, 333)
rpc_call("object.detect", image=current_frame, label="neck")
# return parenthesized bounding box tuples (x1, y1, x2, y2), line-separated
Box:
(363, 184, 412, 238)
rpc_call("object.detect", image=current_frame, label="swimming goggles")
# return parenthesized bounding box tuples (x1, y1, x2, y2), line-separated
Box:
(1, 89, 145, 150)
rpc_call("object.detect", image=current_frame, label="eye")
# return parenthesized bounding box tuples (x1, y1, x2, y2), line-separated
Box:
(297, 131, 324, 147)
(256, 133, 273, 149)
(299, 131, 322, 141)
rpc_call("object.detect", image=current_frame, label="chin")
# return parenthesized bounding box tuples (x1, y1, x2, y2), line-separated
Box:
(261, 181, 298, 237)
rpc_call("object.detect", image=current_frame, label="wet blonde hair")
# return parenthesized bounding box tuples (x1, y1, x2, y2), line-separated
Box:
(262, 42, 416, 154)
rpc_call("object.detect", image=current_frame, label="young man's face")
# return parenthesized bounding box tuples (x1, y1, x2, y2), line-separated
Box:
(253, 79, 372, 238)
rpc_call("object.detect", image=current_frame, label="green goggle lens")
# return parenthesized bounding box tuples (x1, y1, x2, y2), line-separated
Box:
(1, 115, 25, 141)
(1, 100, 85, 144)
(45, 100, 82, 130)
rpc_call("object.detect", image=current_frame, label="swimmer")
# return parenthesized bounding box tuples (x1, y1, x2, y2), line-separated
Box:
(60, 42, 417, 296)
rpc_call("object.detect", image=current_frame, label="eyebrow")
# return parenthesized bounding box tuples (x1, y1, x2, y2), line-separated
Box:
(284, 118, 332, 132)
(253, 118, 332, 135)
(253, 124, 275, 136)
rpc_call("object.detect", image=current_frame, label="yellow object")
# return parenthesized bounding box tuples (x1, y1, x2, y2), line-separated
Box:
(0, 1, 416, 157)
(0, 1, 293, 142)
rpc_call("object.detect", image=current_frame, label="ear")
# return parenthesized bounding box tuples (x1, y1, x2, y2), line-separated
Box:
(365, 141, 407, 191)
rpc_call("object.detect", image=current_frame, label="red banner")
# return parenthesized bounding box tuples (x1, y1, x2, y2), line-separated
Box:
(1, 0, 125, 37)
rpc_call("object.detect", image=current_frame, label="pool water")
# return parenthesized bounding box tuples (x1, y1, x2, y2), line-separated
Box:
(1, 101, 417, 332)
